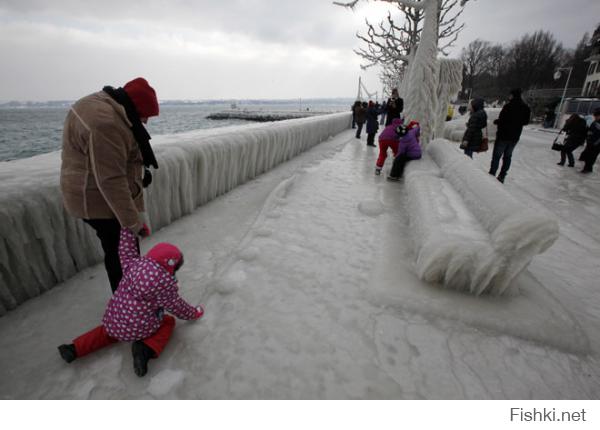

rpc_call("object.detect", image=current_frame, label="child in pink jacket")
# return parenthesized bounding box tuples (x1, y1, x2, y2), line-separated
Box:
(58, 228, 203, 377)
(375, 117, 404, 175)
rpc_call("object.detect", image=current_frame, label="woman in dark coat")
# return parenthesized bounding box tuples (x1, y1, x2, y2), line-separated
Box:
(365, 101, 379, 147)
(461, 98, 487, 158)
(558, 114, 587, 167)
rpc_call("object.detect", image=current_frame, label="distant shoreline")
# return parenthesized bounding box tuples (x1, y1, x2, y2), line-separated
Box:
(0, 98, 355, 109)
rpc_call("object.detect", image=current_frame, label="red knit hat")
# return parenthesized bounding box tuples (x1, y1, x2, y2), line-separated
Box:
(407, 120, 420, 129)
(123, 77, 159, 118)
(146, 243, 183, 276)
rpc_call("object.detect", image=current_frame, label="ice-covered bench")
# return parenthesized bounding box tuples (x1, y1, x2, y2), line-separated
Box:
(405, 139, 559, 295)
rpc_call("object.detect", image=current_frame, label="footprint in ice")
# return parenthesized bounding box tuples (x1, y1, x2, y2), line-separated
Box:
(358, 200, 385, 217)
(238, 247, 260, 262)
(148, 369, 185, 397)
(254, 228, 274, 238)
(266, 210, 282, 219)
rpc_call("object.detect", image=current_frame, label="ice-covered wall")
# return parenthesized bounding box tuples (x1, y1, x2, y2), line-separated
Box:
(405, 139, 559, 295)
(0, 113, 351, 315)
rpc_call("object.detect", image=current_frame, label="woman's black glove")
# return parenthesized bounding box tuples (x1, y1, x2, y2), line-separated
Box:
(142, 168, 153, 188)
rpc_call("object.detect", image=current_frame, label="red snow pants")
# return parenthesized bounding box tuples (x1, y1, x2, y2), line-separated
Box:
(73, 315, 176, 358)
(376, 139, 399, 168)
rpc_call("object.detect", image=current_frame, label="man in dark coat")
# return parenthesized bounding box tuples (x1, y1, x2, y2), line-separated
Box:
(355, 102, 367, 139)
(582, 108, 600, 173)
(488, 88, 531, 183)
(384, 88, 404, 126)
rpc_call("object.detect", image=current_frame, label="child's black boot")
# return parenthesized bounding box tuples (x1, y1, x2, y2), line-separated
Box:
(58, 344, 77, 363)
(132, 340, 155, 377)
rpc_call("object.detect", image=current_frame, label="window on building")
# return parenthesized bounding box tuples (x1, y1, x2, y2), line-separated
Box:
(578, 100, 592, 115)
(591, 80, 599, 97)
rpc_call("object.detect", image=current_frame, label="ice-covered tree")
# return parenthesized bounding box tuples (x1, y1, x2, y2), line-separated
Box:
(335, 0, 472, 144)
(335, 1, 467, 75)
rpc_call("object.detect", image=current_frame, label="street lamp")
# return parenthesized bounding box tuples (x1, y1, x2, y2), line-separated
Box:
(553, 67, 573, 129)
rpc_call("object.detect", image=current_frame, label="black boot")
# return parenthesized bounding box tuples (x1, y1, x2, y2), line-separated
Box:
(132, 340, 155, 377)
(58, 344, 77, 363)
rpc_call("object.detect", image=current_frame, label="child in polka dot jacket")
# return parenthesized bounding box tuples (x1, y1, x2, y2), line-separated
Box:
(58, 228, 203, 377)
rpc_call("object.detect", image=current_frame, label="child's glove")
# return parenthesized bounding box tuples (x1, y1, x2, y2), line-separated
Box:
(194, 305, 205, 320)
(138, 223, 151, 238)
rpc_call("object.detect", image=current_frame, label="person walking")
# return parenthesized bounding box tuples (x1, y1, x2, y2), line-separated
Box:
(557, 114, 588, 168)
(384, 88, 404, 126)
(355, 102, 367, 139)
(387, 121, 422, 181)
(582, 108, 600, 173)
(60, 77, 160, 293)
(57, 228, 204, 377)
(488, 88, 531, 183)
(365, 101, 379, 147)
(461, 98, 487, 159)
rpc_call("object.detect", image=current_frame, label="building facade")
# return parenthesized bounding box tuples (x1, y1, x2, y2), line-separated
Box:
(582, 27, 600, 97)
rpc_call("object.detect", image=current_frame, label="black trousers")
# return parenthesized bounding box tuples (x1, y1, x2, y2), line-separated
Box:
(367, 133, 376, 146)
(356, 123, 364, 138)
(390, 154, 415, 178)
(84, 218, 135, 293)
(583, 144, 600, 172)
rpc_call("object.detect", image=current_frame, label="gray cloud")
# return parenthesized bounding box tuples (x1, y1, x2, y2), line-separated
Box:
(0, 0, 598, 101)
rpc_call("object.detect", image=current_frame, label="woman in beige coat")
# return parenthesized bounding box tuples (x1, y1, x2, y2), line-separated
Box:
(60, 77, 159, 292)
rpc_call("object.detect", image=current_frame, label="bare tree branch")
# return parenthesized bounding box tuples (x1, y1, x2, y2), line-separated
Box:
(332, 1, 360, 9)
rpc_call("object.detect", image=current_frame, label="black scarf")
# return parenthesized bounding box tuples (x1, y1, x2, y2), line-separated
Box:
(102, 86, 159, 173)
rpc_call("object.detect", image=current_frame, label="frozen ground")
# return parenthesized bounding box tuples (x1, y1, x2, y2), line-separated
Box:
(0, 126, 599, 399)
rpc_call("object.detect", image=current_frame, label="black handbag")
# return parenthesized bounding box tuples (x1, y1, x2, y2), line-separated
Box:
(551, 132, 564, 151)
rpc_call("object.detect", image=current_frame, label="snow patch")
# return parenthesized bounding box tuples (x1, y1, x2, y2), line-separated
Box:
(148, 369, 186, 397)
(357, 200, 385, 217)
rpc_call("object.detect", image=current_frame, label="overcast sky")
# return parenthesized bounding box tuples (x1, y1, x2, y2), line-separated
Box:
(0, 0, 598, 101)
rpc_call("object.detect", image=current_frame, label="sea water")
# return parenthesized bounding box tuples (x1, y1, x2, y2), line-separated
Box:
(0, 100, 351, 162)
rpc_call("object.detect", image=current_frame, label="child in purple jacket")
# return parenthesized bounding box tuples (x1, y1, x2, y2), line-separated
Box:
(58, 228, 203, 377)
(387, 121, 422, 181)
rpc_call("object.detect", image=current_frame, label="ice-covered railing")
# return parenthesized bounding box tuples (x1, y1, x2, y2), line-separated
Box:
(0, 113, 351, 315)
(405, 139, 559, 295)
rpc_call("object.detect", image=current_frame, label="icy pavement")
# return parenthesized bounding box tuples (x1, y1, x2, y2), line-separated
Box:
(1, 128, 599, 399)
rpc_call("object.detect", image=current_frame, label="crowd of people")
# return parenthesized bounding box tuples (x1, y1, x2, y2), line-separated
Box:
(354, 86, 600, 183)
(352, 88, 421, 181)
